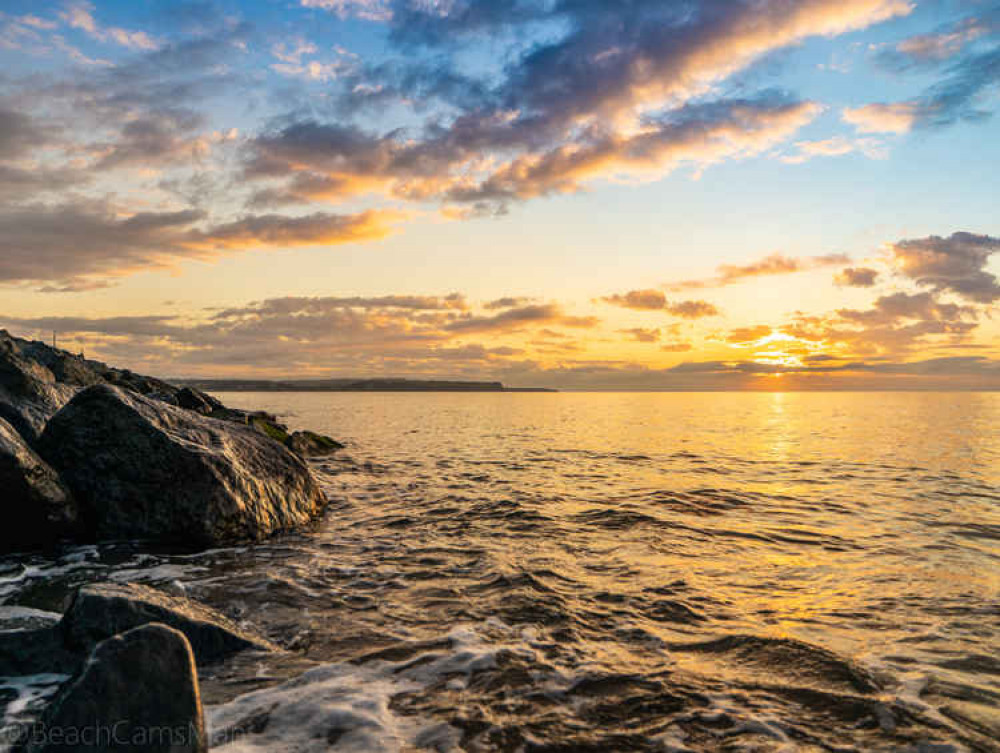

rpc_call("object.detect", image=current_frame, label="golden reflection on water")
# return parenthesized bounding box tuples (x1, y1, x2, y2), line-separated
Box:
(218, 390, 1000, 674)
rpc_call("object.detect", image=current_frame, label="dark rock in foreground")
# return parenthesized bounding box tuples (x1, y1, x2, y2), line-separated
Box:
(38, 385, 326, 547)
(286, 429, 345, 457)
(62, 582, 277, 664)
(0, 625, 79, 677)
(0, 417, 79, 552)
(19, 623, 207, 753)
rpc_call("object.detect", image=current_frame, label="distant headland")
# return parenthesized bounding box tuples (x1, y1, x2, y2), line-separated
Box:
(177, 378, 557, 393)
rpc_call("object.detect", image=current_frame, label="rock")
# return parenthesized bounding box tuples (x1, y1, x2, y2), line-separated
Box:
(0, 333, 77, 439)
(19, 623, 207, 753)
(147, 390, 179, 406)
(175, 387, 221, 414)
(0, 417, 79, 552)
(286, 430, 345, 457)
(38, 385, 326, 547)
(249, 414, 290, 444)
(62, 582, 277, 664)
(0, 626, 79, 676)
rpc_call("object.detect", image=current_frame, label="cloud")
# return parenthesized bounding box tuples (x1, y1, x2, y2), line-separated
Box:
(836, 291, 978, 325)
(0, 106, 54, 159)
(600, 290, 720, 318)
(241, 0, 915, 213)
(667, 252, 850, 290)
(445, 304, 599, 334)
(483, 297, 535, 310)
(60, 1, 159, 50)
(848, 12, 1000, 132)
(889, 232, 1000, 303)
(0, 201, 405, 287)
(183, 209, 406, 251)
(835, 266, 880, 287)
(885, 15, 991, 66)
(726, 325, 774, 344)
(781, 135, 886, 163)
(619, 328, 660, 343)
(300, 0, 392, 22)
(842, 102, 918, 133)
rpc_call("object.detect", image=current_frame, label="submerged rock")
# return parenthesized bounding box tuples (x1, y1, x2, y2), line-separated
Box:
(62, 582, 277, 664)
(19, 623, 207, 753)
(286, 430, 345, 457)
(38, 384, 327, 547)
(0, 417, 79, 552)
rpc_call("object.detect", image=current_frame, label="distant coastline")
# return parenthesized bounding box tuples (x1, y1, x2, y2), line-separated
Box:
(177, 378, 557, 393)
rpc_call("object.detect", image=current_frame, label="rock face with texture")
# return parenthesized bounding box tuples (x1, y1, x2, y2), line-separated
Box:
(175, 387, 222, 415)
(0, 417, 79, 551)
(62, 582, 277, 664)
(286, 430, 345, 457)
(38, 384, 327, 547)
(20, 623, 207, 753)
(0, 335, 77, 441)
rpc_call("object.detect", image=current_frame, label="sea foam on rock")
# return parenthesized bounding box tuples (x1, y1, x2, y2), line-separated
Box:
(38, 385, 327, 547)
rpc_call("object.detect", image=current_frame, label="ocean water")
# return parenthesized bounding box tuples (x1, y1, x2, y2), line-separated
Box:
(2, 391, 999, 752)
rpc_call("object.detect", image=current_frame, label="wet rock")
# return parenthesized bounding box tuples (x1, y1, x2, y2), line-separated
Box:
(175, 387, 222, 415)
(0, 626, 79, 676)
(285, 430, 345, 458)
(0, 332, 77, 439)
(0, 417, 79, 552)
(37, 385, 327, 547)
(62, 582, 277, 664)
(147, 390, 179, 406)
(19, 623, 207, 753)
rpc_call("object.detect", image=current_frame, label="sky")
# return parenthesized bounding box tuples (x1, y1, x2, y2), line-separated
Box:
(0, 0, 998, 389)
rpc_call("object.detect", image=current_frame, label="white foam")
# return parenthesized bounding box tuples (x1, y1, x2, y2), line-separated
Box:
(0, 606, 61, 630)
(207, 625, 537, 752)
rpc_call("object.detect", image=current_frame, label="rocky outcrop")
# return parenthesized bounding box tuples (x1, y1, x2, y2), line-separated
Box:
(0, 417, 79, 552)
(286, 430, 345, 457)
(0, 335, 77, 441)
(62, 582, 277, 664)
(0, 581, 275, 680)
(38, 385, 326, 547)
(175, 387, 222, 415)
(19, 623, 207, 753)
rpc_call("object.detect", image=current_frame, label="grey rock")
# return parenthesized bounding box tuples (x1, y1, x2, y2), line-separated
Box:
(0, 626, 79, 676)
(175, 387, 221, 414)
(62, 582, 277, 664)
(38, 385, 326, 547)
(286, 430, 345, 457)
(0, 334, 77, 439)
(0, 417, 79, 552)
(19, 623, 207, 753)
(147, 390, 180, 406)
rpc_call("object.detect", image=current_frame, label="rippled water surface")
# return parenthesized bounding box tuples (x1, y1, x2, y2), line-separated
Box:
(3, 392, 999, 752)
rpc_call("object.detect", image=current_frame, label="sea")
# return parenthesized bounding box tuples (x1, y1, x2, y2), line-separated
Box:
(1, 391, 998, 752)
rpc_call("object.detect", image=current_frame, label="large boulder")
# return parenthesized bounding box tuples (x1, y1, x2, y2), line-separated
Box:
(0, 417, 79, 552)
(62, 582, 277, 664)
(37, 384, 327, 547)
(0, 333, 77, 440)
(18, 623, 207, 753)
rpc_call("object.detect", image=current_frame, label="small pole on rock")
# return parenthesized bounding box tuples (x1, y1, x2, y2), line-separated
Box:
(52, 330, 57, 349)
